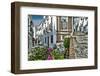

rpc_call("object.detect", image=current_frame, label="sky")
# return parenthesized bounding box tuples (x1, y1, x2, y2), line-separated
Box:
(32, 15, 43, 26)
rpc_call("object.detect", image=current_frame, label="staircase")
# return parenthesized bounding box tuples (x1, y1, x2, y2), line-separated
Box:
(73, 32, 88, 58)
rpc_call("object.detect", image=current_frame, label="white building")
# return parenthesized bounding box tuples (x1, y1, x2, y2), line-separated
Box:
(34, 16, 57, 48)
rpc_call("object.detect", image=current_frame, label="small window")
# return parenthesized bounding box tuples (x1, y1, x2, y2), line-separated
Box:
(45, 37, 46, 43)
(61, 17, 68, 30)
(51, 35, 53, 43)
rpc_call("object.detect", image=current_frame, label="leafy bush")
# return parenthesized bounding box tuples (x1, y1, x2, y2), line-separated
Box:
(28, 47, 47, 60)
(51, 49, 64, 59)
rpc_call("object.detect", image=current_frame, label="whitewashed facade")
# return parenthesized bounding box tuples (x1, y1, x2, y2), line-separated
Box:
(35, 16, 57, 48)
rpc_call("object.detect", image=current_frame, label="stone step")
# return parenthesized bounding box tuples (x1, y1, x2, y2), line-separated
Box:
(74, 39, 87, 43)
(76, 36, 88, 42)
(73, 32, 88, 58)
(73, 32, 87, 36)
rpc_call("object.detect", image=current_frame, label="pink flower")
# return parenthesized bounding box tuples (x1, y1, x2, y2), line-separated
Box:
(47, 48, 53, 52)
(47, 54, 53, 60)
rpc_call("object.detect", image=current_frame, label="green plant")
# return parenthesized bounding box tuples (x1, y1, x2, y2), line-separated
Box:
(63, 38, 70, 48)
(28, 47, 47, 60)
(51, 49, 64, 59)
(63, 38, 70, 59)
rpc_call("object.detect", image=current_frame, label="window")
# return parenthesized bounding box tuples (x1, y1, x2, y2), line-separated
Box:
(61, 17, 68, 30)
(51, 35, 53, 43)
(45, 37, 46, 43)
